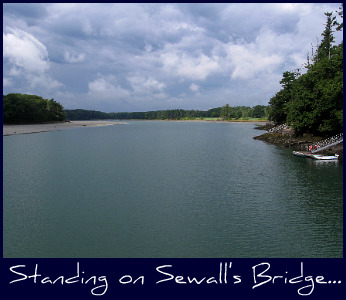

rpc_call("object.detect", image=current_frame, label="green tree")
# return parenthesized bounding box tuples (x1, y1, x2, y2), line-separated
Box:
(333, 4, 343, 31)
(287, 42, 343, 136)
(3, 93, 65, 124)
(280, 71, 296, 89)
(268, 71, 296, 124)
(268, 10, 343, 135)
(220, 104, 231, 120)
(251, 105, 267, 118)
(317, 12, 336, 61)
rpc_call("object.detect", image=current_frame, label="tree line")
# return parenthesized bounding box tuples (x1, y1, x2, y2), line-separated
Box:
(268, 6, 343, 136)
(3, 93, 65, 124)
(64, 105, 268, 121)
(2, 92, 268, 123)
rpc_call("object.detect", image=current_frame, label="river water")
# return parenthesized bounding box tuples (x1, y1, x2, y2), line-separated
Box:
(3, 121, 343, 258)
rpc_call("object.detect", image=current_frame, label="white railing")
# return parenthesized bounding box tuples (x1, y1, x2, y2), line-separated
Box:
(308, 133, 343, 153)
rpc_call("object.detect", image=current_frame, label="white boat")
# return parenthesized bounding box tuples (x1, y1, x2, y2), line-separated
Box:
(292, 151, 313, 158)
(311, 154, 339, 160)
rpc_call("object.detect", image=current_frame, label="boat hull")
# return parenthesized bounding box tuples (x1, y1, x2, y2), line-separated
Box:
(311, 154, 339, 160)
(292, 151, 313, 158)
(293, 151, 339, 160)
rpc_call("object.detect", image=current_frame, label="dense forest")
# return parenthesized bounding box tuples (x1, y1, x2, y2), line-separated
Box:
(64, 105, 268, 121)
(3, 93, 65, 124)
(268, 6, 343, 136)
(2, 93, 267, 123)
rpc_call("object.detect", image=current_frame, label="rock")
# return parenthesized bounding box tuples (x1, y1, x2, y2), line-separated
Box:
(253, 132, 343, 158)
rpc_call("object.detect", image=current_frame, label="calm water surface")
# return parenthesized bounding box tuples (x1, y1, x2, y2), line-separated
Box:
(3, 121, 343, 257)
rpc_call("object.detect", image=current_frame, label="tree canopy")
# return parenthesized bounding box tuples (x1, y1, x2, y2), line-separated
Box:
(3, 92, 268, 124)
(3, 93, 65, 124)
(64, 104, 268, 121)
(268, 8, 343, 136)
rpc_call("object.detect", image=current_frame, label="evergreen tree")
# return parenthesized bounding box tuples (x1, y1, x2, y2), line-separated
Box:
(268, 71, 296, 124)
(317, 12, 336, 60)
(333, 4, 343, 32)
(268, 10, 343, 136)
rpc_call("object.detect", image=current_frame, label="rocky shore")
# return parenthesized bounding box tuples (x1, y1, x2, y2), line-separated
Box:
(253, 131, 343, 159)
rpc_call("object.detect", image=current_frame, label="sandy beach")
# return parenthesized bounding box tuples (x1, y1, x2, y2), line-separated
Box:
(3, 121, 125, 136)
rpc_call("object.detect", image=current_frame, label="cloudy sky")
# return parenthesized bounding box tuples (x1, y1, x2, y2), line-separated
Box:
(3, 3, 343, 112)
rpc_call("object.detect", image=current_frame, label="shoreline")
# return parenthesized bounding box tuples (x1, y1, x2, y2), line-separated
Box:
(253, 132, 343, 158)
(3, 119, 267, 136)
(3, 120, 125, 136)
(116, 119, 267, 124)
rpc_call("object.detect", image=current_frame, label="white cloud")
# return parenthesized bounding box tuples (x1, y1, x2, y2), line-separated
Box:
(189, 83, 199, 92)
(8, 66, 21, 77)
(30, 74, 63, 90)
(160, 51, 219, 80)
(3, 27, 63, 92)
(64, 50, 86, 63)
(88, 75, 130, 101)
(128, 75, 166, 94)
(3, 27, 49, 74)
(225, 43, 282, 80)
(144, 43, 153, 52)
(172, 22, 203, 33)
(3, 77, 13, 87)
(223, 26, 295, 80)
